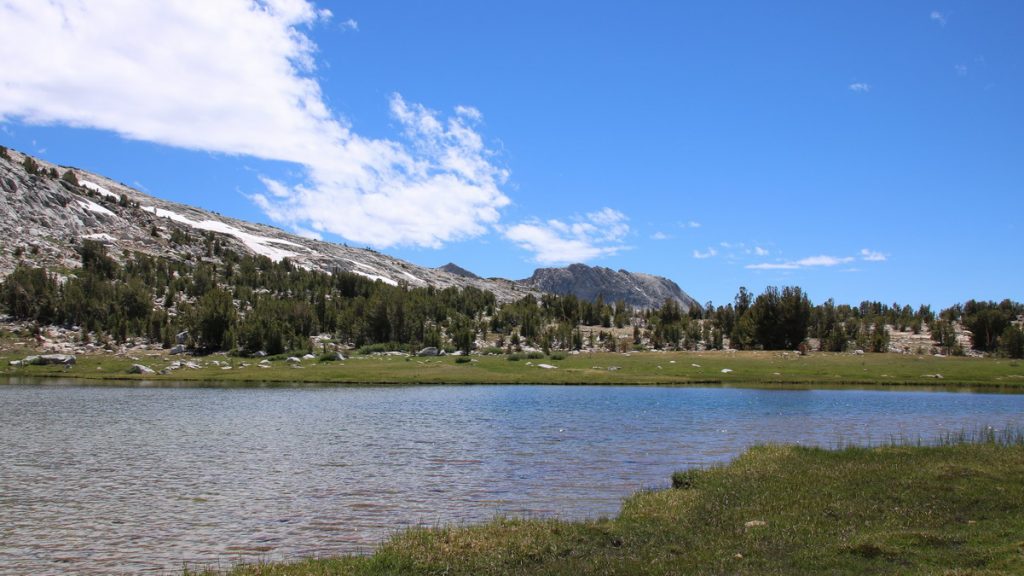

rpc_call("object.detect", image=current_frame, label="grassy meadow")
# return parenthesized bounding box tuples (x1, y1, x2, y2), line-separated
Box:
(2, 348, 1023, 390)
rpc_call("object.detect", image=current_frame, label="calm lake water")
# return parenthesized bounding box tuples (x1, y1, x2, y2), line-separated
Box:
(2, 381, 1023, 575)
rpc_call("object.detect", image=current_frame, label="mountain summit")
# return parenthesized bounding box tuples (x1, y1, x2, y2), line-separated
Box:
(521, 263, 698, 311)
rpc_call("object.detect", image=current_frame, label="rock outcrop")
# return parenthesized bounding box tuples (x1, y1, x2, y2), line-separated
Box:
(520, 263, 699, 311)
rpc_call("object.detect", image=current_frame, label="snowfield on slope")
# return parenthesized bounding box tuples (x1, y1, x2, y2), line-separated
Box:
(142, 206, 301, 262)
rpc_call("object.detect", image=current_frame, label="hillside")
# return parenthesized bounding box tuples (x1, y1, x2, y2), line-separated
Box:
(0, 148, 529, 301)
(1, 148, 707, 311)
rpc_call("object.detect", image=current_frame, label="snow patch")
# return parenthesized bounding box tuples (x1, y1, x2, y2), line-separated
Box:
(83, 233, 116, 243)
(77, 199, 116, 217)
(350, 269, 398, 286)
(79, 180, 119, 199)
(401, 270, 424, 284)
(141, 206, 302, 262)
(345, 259, 397, 285)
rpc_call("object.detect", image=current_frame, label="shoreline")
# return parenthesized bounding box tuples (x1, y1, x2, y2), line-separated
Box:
(2, 349, 1022, 391)
(187, 439, 1024, 576)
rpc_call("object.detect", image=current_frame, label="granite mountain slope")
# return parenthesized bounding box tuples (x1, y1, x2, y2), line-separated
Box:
(521, 263, 699, 311)
(0, 148, 696, 308)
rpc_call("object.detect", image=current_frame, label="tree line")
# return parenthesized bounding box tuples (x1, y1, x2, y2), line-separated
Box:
(2, 240, 1022, 358)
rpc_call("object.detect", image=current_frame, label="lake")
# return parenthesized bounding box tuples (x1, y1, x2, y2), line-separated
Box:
(2, 381, 1023, 575)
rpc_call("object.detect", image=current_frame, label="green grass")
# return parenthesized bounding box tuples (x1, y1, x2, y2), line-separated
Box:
(2, 349, 1024, 390)
(185, 435, 1024, 575)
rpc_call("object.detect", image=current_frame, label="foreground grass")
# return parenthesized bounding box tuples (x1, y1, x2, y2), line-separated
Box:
(189, 438, 1024, 575)
(2, 348, 1024, 390)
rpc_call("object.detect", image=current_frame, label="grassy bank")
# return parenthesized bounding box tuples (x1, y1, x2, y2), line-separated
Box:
(188, 435, 1024, 575)
(2, 349, 1024, 390)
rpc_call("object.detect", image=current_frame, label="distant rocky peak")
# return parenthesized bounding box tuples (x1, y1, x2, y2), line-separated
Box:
(521, 263, 698, 311)
(437, 262, 480, 279)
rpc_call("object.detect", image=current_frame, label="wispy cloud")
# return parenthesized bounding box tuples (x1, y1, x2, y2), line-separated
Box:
(753, 246, 769, 256)
(504, 208, 630, 264)
(747, 254, 855, 270)
(339, 18, 359, 31)
(859, 248, 887, 262)
(693, 247, 718, 259)
(454, 105, 483, 121)
(930, 10, 947, 26)
(954, 64, 968, 76)
(848, 82, 871, 93)
(680, 220, 701, 229)
(651, 231, 670, 240)
(0, 1, 509, 249)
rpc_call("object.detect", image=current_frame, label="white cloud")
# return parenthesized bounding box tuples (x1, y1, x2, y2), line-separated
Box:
(859, 248, 887, 262)
(754, 246, 769, 256)
(504, 208, 630, 264)
(455, 105, 483, 121)
(681, 220, 701, 228)
(0, 0, 509, 249)
(693, 247, 718, 259)
(651, 231, 670, 240)
(930, 10, 947, 26)
(849, 82, 871, 93)
(746, 254, 855, 270)
(339, 18, 359, 31)
(954, 64, 968, 76)
(746, 262, 799, 270)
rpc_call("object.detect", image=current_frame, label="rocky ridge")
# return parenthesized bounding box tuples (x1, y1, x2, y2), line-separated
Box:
(0, 147, 699, 308)
(0, 148, 530, 301)
(521, 263, 699, 311)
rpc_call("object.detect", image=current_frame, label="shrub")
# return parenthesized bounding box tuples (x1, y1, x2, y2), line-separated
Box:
(454, 356, 472, 364)
(357, 342, 404, 355)
(548, 352, 566, 360)
(21, 156, 39, 175)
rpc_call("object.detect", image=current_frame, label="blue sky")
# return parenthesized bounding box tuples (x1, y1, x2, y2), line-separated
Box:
(1, 1, 1021, 309)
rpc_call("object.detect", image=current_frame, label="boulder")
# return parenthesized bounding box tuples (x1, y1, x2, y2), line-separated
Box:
(32, 354, 76, 366)
(175, 331, 189, 345)
(286, 356, 301, 363)
(169, 344, 186, 355)
(417, 347, 440, 357)
(252, 350, 268, 357)
(302, 353, 316, 360)
(128, 364, 154, 374)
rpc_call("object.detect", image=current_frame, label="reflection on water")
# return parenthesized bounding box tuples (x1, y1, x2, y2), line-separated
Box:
(2, 382, 1023, 574)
